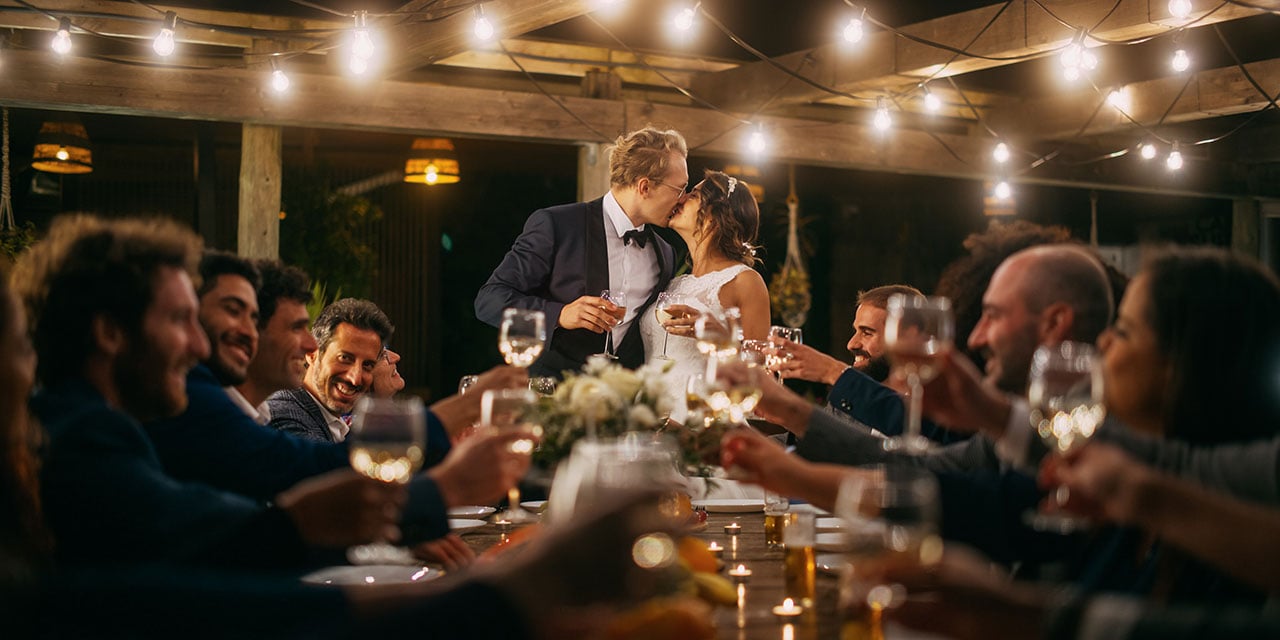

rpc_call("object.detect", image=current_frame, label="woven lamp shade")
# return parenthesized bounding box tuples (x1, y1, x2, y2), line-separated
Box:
(404, 138, 460, 185)
(32, 116, 93, 174)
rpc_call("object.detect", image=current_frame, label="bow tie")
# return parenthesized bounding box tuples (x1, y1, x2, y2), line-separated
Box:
(622, 227, 649, 249)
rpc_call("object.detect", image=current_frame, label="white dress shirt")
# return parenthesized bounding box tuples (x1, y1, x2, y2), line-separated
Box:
(602, 191, 661, 347)
(224, 386, 272, 425)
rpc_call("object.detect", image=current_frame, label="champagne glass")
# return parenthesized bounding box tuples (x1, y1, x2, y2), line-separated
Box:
(881, 295, 953, 454)
(767, 326, 803, 382)
(346, 395, 426, 565)
(684, 373, 713, 429)
(1025, 341, 1106, 533)
(694, 307, 742, 359)
(499, 308, 546, 369)
(597, 290, 628, 360)
(705, 350, 764, 426)
(835, 465, 943, 636)
(457, 374, 480, 395)
(482, 389, 542, 525)
(653, 292, 685, 360)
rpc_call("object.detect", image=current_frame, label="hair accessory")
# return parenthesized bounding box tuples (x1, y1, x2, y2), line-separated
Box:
(726, 176, 738, 196)
(743, 242, 755, 257)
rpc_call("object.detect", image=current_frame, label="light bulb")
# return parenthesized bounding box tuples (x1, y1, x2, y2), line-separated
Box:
(271, 68, 290, 93)
(1139, 143, 1157, 160)
(1166, 147, 1183, 170)
(352, 12, 374, 59)
(1060, 43, 1082, 68)
(1171, 49, 1190, 72)
(1169, 0, 1192, 19)
(153, 11, 177, 57)
(843, 18, 864, 44)
(994, 180, 1012, 200)
(474, 13, 495, 40)
(748, 127, 766, 155)
(1107, 89, 1130, 112)
(52, 19, 72, 55)
(425, 164, 439, 185)
(873, 99, 891, 132)
(1063, 66, 1080, 82)
(993, 142, 1011, 163)
(55, 147, 69, 161)
(349, 55, 368, 75)
(1081, 49, 1098, 70)
(674, 6, 695, 31)
(923, 90, 941, 113)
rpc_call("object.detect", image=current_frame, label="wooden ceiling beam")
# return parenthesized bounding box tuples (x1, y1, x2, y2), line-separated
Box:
(437, 39, 738, 87)
(690, 0, 1278, 112)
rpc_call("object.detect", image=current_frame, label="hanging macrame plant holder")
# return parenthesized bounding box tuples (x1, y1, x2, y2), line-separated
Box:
(1, 108, 14, 231)
(769, 164, 811, 328)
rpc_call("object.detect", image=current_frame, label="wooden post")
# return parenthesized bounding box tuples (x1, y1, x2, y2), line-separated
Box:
(1232, 198, 1261, 258)
(577, 142, 610, 202)
(237, 123, 282, 258)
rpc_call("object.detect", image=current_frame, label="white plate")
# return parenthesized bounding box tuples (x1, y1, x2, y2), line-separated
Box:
(520, 500, 547, 512)
(302, 565, 440, 586)
(447, 505, 497, 519)
(816, 553, 849, 575)
(816, 517, 844, 532)
(814, 532, 852, 552)
(789, 503, 831, 516)
(691, 499, 765, 513)
(449, 519, 488, 533)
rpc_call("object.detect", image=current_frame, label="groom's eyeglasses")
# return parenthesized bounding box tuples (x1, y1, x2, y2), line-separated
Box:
(652, 180, 688, 195)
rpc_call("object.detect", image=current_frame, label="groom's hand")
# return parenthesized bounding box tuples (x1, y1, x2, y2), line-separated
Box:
(559, 295, 619, 333)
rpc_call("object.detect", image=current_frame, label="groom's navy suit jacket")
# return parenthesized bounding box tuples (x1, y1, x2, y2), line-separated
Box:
(476, 197, 676, 377)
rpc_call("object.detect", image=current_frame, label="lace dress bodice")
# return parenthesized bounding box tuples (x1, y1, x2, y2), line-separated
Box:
(640, 264, 753, 421)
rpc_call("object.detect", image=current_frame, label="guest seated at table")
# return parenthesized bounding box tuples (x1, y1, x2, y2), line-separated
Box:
(370, 347, 406, 399)
(233, 258, 316, 423)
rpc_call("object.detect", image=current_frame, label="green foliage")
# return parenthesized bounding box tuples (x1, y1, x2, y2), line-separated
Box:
(0, 221, 39, 263)
(279, 167, 381, 300)
(306, 280, 342, 323)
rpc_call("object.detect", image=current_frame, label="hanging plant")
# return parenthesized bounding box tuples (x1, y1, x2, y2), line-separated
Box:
(768, 165, 811, 328)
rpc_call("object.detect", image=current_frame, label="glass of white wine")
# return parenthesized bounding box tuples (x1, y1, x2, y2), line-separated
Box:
(705, 350, 764, 426)
(596, 290, 629, 360)
(482, 389, 542, 525)
(346, 395, 425, 565)
(881, 295, 953, 455)
(694, 307, 742, 359)
(1025, 341, 1106, 533)
(499, 308, 546, 369)
(653, 292, 685, 360)
(766, 325, 803, 382)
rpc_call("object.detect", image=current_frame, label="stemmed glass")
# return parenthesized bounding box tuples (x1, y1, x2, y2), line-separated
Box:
(881, 295, 953, 454)
(545, 434, 683, 524)
(482, 389, 542, 525)
(457, 374, 480, 395)
(767, 325, 803, 382)
(499, 308, 546, 369)
(694, 307, 742, 359)
(653, 292, 685, 360)
(1025, 341, 1106, 532)
(705, 350, 764, 427)
(597, 290, 628, 360)
(346, 395, 425, 565)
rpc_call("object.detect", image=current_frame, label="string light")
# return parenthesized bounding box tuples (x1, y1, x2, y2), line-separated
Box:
(1166, 142, 1183, 170)
(1059, 31, 1095, 81)
(270, 59, 290, 93)
(843, 18, 864, 44)
(1106, 88, 1131, 113)
(1168, 0, 1193, 19)
(993, 180, 1012, 200)
(674, 4, 697, 32)
(1081, 49, 1098, 71)
(351, 11, 374, 60)
(1139, 142, 1157, 160)
(153, 11, 177, 57)
(1171, 48, 1191, 72)
(51, 18, 72, 55)
(473, 6, 495, 41)
(993, 142, 1010, 163)
(873, 97, 891, 132)
(922, 85, 941, 113)
(747, 124, 766, 155)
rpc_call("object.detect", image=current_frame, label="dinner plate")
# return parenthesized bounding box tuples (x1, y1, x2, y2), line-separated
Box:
(520, 500, 547, 512)
(816, 553, 849, 575)
(814, 532, 852, 552)
(816, 517, 844, 532)
(449, 519, 488, 533)
(302, 565, 441, 586)
(447, 505, 496, 519)
(789, 503, 831, 516)
(691, 499, 764, 513)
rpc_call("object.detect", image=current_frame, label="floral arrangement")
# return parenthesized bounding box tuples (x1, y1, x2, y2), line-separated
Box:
(528, 357, 725, 475)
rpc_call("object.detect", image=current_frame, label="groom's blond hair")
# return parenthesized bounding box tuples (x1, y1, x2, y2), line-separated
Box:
(609, 126, 687, 187)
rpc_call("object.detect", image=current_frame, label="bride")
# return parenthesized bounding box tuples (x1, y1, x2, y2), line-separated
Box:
(639, 170, 770, 404)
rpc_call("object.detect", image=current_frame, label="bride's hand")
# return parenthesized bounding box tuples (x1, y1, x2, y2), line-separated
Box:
(660, 303, 700, 337)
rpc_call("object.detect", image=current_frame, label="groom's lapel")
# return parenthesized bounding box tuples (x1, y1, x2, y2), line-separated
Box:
(584, 199, 609, 297)
(638, 236, 670, 311)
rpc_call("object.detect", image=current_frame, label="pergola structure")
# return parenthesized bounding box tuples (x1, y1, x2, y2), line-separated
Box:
(1, 0, 1278, 257)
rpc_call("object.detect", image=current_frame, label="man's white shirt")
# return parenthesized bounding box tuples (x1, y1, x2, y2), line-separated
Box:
(601, 190, 660, 348)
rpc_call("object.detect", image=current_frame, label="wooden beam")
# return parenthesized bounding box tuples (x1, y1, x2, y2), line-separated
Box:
(690, 0, 1277, 111)
(990, 57, 1280, 142)
(382, 0, 593, 77)
(237, 123, 282, 258)
(437, 39, 738, 88)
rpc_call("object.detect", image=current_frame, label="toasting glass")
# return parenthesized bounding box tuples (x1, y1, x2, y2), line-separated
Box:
(499, 308, 546, 369)
(482, 389, 542, 525)
(346, 396, 425, 564)
(653, 292, 685, 360)
(597, 290, 628, 360)
(767, 325, 803, 382)
(881, 295, 953, 455)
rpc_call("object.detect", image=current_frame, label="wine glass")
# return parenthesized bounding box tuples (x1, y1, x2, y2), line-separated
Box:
(346, 395, 426, 565)
(767, 326, 803, 382)
(597, 290, 628, 360)
(499, 308, 546, 369)
(653, 292, 685, 360)
(835, 465, 943, 636)
(1025, 341, 1106, 532)
(881, 295, 953, 454)
(694, 307, 742, 359)
(482, 389, 542, 525)
(545, 434, 683, 524)
(705, 350, 764, 426)
(457, 374, 480, 395)
(684, 373, 713, 429)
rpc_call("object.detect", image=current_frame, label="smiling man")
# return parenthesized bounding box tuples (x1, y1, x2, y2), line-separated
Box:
(268, 298, 392, 442)
(194, 251, 260, 386)
(230, 260, 316, 423)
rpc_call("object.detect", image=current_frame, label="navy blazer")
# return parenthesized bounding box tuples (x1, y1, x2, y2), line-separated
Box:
(827, 367, 966, 444)
(475, 198, 676, 377)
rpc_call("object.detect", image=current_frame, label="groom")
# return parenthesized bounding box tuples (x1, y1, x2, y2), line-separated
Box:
(476, 127, 686, 377)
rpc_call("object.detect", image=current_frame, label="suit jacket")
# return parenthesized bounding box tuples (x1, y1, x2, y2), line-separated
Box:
(826, 367, 966, 444)
(475, 198, 676, 377)
(267, 387, 335, 443)
(33, 378, 308, 569)
(145, 366, 451, 543)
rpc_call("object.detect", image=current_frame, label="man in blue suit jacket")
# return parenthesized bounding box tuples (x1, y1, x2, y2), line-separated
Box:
(476, 127, 687, 377)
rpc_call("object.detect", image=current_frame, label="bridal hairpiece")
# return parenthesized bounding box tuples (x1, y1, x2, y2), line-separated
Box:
(726, 176, 738, 196)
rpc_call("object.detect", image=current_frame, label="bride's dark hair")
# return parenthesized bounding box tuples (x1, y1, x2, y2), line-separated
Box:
(692, 170, 760, 266)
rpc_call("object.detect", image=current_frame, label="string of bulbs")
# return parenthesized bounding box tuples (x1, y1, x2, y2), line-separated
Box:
(12, 0, 1280, 202)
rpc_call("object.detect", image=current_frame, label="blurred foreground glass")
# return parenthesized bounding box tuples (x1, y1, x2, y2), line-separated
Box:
(499, 308, 546, 369)
(546, 434, 684, 524)
(704, 350, 764, 426)
(766, 326, 803, 382)
(782, 511, 817, 609)
(694, 307, 742, 359)
(457, 374, 480, 395)
(347, 396, 425, 564)
(1025, 341, 1105, 533)
(763, 491, 791, 549)
(482, 389, 542, 524)
(881, 295, 953, 454)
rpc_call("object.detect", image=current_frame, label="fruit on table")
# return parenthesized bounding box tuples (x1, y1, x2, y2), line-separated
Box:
(604, 597, 716, 640)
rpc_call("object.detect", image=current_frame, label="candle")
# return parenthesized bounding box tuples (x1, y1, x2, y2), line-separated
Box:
(772, 597, 803, 619)
(724, 522, 742, 535)
(707, 541, 724, 558)
(727, 564, 752, 581)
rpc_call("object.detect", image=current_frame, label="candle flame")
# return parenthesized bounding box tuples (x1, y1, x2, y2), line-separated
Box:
(783, 598, 794, 608)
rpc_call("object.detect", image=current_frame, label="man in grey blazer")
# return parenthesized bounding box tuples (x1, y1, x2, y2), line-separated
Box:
(475, 126, 687, 377)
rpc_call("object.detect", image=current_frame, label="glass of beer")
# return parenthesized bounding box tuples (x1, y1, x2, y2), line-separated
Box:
(782, 511, 817, 608)
(763, 491, 790, 549)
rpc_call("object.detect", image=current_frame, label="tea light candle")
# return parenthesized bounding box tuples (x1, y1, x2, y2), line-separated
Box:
(727, 564, 752, 581)
(772, 597, 803, 619)
(723, 522, 742, 535)
(706, 541, 723, 558)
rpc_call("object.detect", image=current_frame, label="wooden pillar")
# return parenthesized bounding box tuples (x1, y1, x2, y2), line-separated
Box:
(577, 142, 610, 202)
(1232, 198, 1261, 259)
(237, 123, 282, 258)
